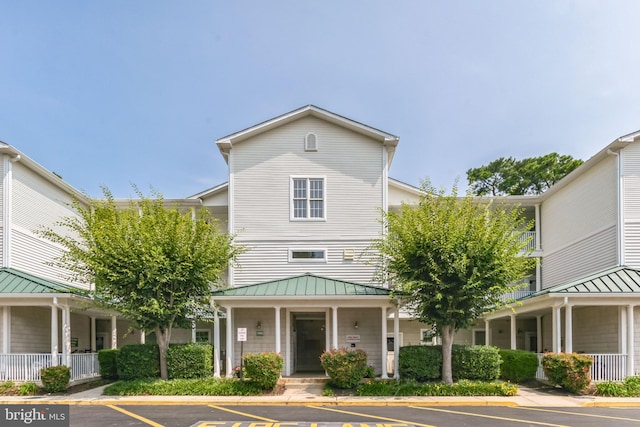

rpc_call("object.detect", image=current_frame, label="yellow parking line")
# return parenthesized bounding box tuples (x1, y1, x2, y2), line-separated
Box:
(107, 405, 164, 427)
(516, 406, 640, 422)
(309, 405, 436, 427)
(208, 405, 278, 422)
(410, 406, 568, 427)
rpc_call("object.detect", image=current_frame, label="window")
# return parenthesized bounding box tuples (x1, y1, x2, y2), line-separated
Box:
(291, 177, 325, 220)
(289, 249, 326, 262)
(195, 330, 211, 344)
(305, 133, 318, 151)
(420, 328, 441, 346)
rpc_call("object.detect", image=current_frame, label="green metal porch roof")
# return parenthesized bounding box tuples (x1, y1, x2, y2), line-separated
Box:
(0, 268, 75, 294)
(538, 266, 640, 295)
(212, 274, 392, 297)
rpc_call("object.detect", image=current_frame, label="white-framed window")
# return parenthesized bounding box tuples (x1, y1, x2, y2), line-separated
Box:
(472, 329, 486, 346)
(195, 330, 211, 344)
(420, 328, 441, 346)
(305, 132, 318, 151)
(291, 176, 325, 220)
(289, 249, 327, 263)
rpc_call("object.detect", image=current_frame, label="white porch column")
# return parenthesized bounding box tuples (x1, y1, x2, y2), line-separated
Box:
(285, 309, 292, 376)
(213, 309, 221, 378)
(2, 307, 10, 353)
(381, 307, 388, 379)
(620, 307, 628, 355)
(536, 315, 543, 353)
(90, 317, 96, 352)
(331, 306, 338, 350)
(274, 307, 281, 355)
(191, 320, 197, 343)
(50, 305, 58, 366)
(565, 304, 573, 354)
(628, 305, 635, 377)
(225, 307, 233, 378)
(63, 306, 71, 367)
(140, 331, 146, 344)
(485, 320, 491, 346)
(552, 305, 561, 353)
(510, 313, 517, 350)
(393, 307, 400, 379)
(110, 316, 117, 349)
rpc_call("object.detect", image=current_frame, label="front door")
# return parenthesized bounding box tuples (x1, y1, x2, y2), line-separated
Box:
(294, 315, 325, 373)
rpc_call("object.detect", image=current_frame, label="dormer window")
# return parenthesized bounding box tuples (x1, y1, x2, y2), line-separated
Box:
(305, 133, 318, 151)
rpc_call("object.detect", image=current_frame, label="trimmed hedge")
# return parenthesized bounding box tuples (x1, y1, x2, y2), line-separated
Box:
(541, 352, 592, 393)
(98, 349, 120, 379)
(167, 344, 213, 379)
(117, 344, 160, 380)
(398, 345, 442, 381)
(499, 349, 539, 383)
(452, 345, 501, 381)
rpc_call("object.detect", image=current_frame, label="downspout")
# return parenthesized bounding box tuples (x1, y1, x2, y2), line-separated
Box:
(53, 297, 71, 368)
(607, 149, 622, 265)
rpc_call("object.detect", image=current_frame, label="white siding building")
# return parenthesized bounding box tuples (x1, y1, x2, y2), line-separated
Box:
(2, 106, 640, 383)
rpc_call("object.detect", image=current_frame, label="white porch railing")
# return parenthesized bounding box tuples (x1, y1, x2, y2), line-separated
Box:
(500, 290, 535, 302)
(0, 353, 100, 383)
(518, 231, 536, 253)
(536, 353, 628, 383)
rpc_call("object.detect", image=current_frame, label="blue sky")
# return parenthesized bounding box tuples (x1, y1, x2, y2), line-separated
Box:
(1, 1, 639, 198)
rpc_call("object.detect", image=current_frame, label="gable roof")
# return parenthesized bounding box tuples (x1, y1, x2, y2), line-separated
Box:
(215, 105, 400, 163)
(0, 268, 76, 294)
(212, 273, 392, 298)
(533, 266, 640, 297)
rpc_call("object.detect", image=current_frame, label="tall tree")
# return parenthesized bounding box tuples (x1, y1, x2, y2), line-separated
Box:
(467, 153, 583, 195)
(39, 187, 241, 380)
(372, 181, 535, 384)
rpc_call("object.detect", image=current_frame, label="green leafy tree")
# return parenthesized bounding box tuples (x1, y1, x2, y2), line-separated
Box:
(372, 181, 535, 385)
(39, 187, 241, 380)
(467, 153, 583, 195)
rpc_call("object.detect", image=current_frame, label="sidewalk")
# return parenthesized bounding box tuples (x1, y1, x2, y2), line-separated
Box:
(2, 383, 640, 407)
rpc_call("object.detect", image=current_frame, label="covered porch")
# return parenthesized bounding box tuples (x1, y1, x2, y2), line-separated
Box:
(211, 273, 401, 379)
(484, 266, 640, 382)
(0, 268, 118, 384)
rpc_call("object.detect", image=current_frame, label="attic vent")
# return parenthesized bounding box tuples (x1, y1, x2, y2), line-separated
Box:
(305, 133, 318, 151)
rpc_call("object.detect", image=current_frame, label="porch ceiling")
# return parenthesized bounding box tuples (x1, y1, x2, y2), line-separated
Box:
(0, 268, 77, 294)
(212, 273, 392, 298)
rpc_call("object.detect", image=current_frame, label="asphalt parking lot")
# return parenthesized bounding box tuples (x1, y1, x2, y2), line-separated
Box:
(64, 404, 640, 427)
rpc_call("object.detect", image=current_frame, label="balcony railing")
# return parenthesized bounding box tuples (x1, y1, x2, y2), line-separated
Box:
(518, 231, 536, 253)
(0, 353, 100, 383)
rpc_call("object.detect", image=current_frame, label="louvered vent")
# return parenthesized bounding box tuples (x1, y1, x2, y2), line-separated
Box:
(305, 133, 318, 151)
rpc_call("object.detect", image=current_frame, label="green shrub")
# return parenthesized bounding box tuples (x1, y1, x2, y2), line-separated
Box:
(320, 348, 368, 389)
(595, 380, 627, 397)
(398, 345, 442, 381)
(499, 349, 539, 383)
(242, 352, 284, 390)
(541, 353, 592, 393)
(0, 381, 15, 393)
(117, 344, 160, 380)
(18, 382, 39, 396)
(452, 345, 501, 381)
(103, 378, 263, 396)
(40, 365, 71, 393)
(167, 343, 213, 379)
(594, 375, 640, 397)
(356, 379, 518, 396)
(98, 349, 120, 379)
